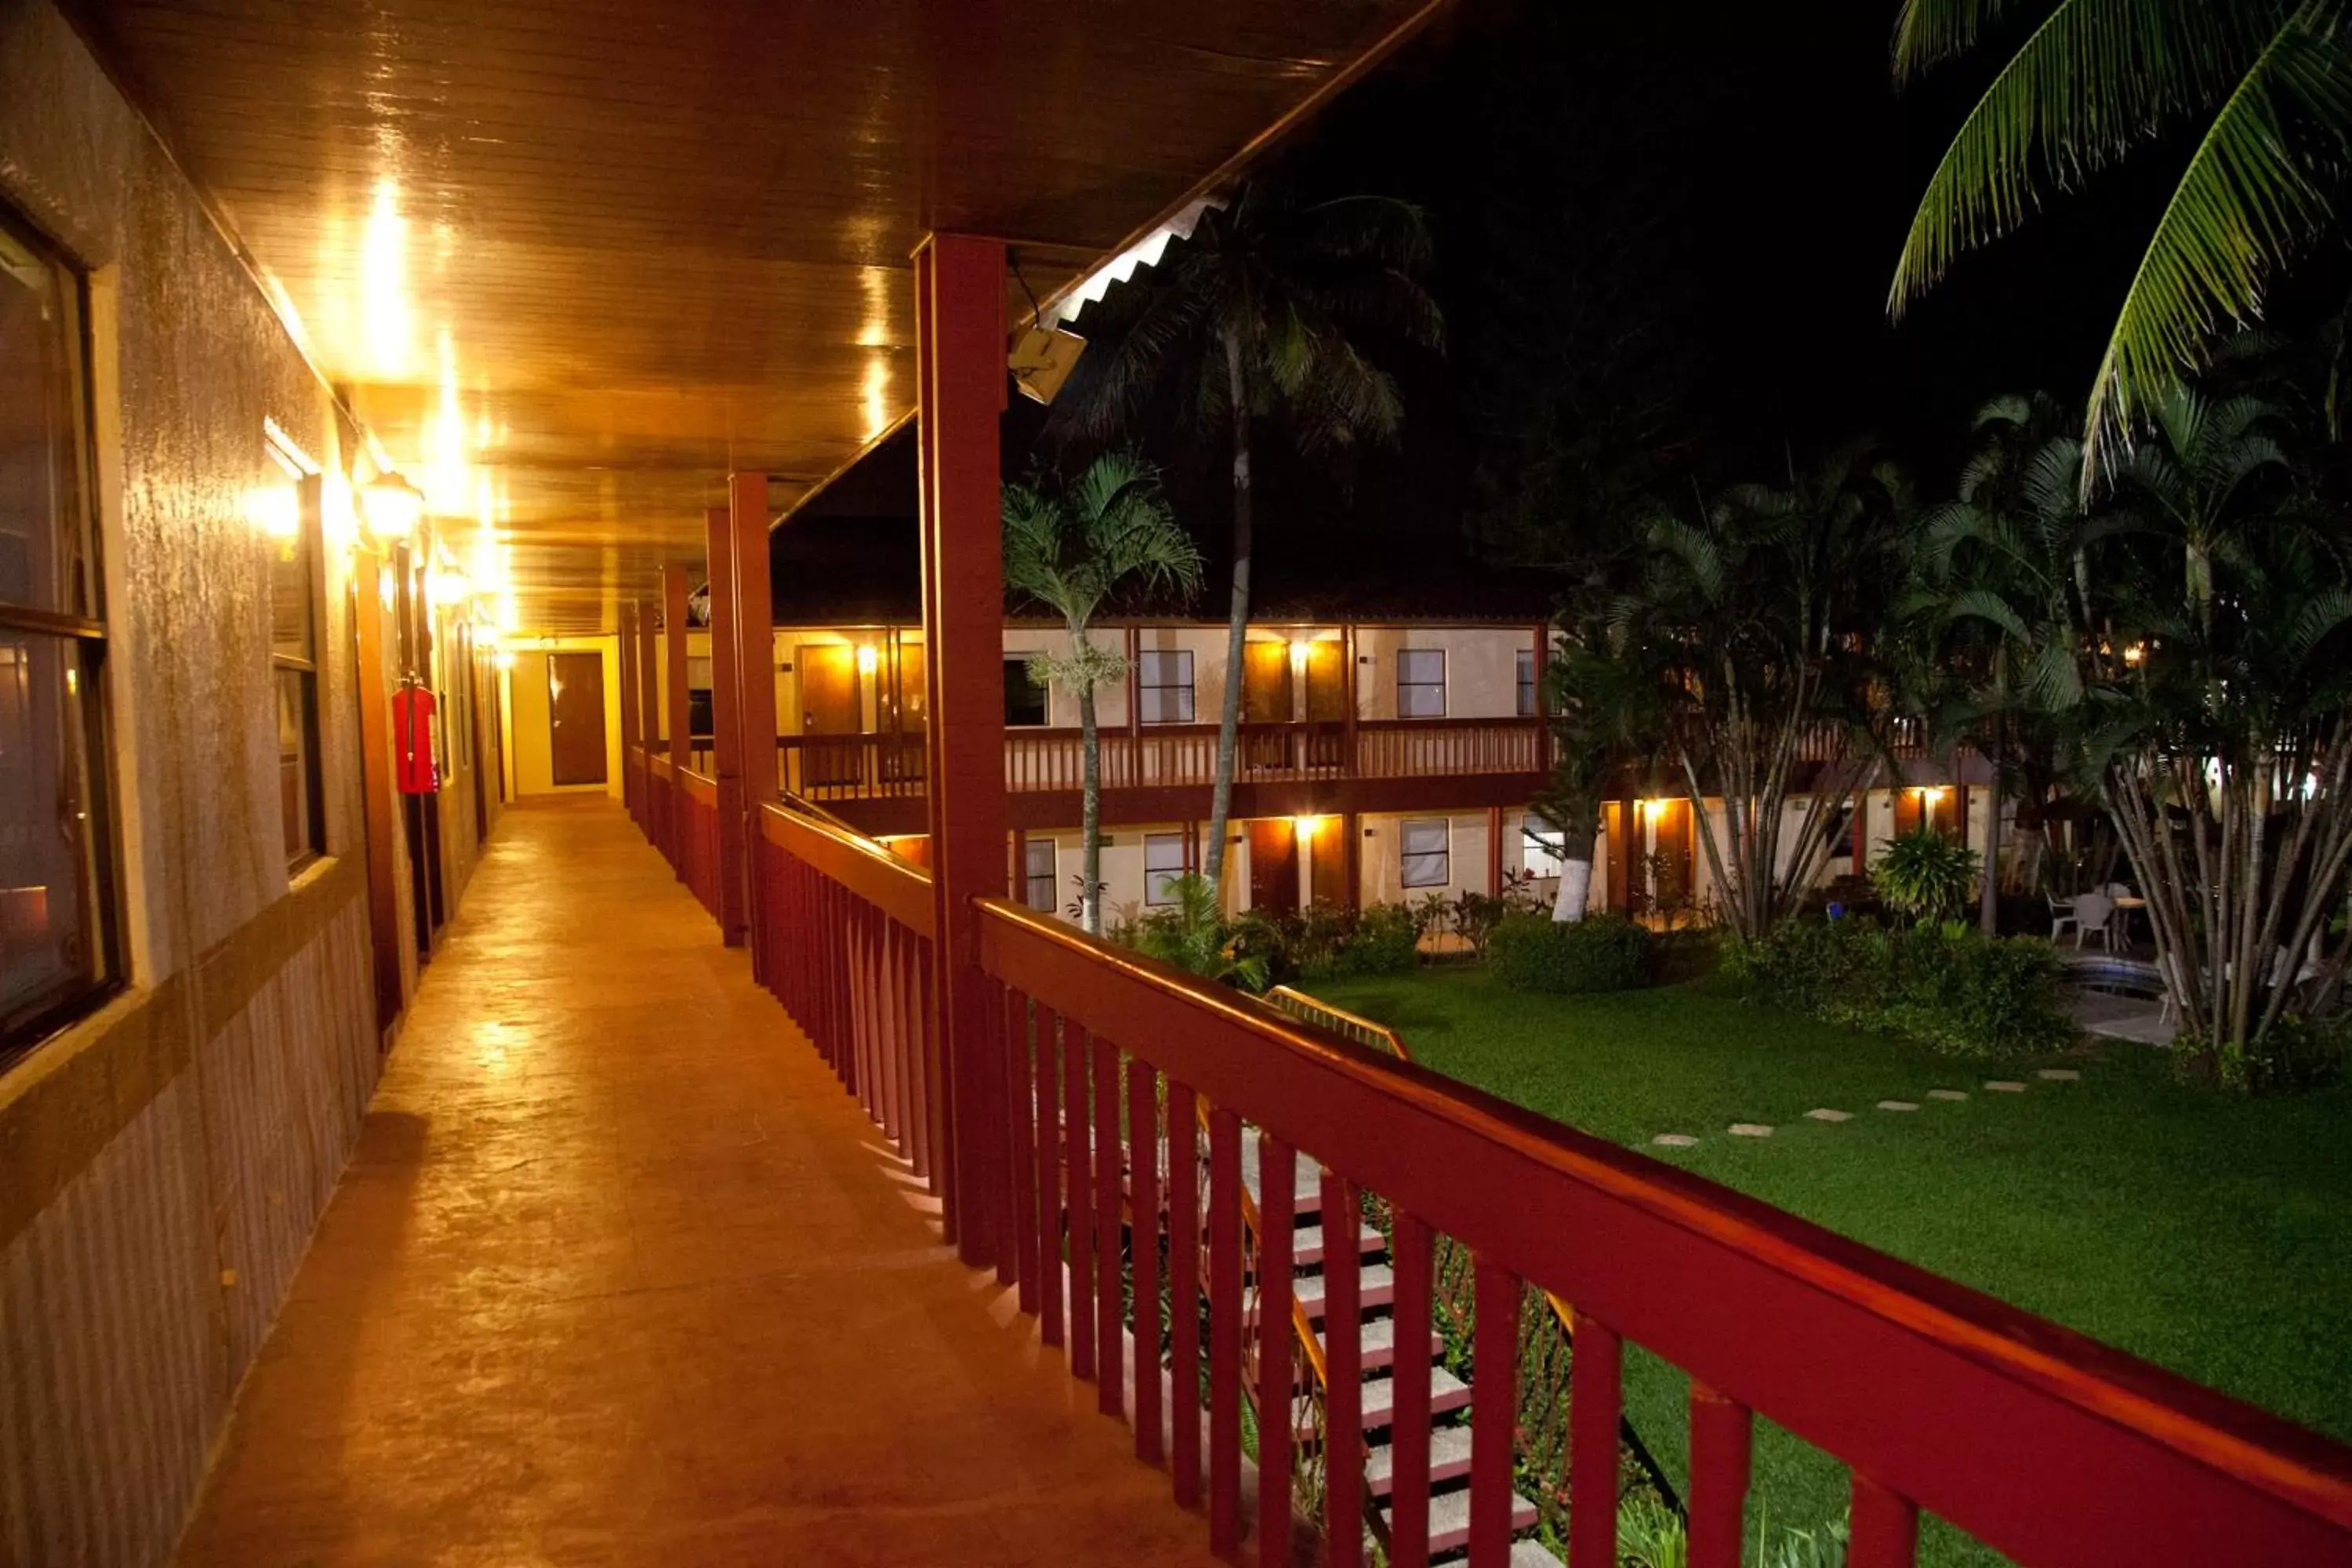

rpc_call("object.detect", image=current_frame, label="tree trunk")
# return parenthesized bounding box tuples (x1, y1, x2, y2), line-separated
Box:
(1079, 680, 1103, 935)
(1552, 816, 1596, 923)
(1979, 711, 2004, 938)
(1200, 326, 1253, 908)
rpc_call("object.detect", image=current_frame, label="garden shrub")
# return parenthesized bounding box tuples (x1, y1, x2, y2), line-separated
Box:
(1722, 916, 2073, 1057)
(1490, 913, 1652, 994)
(1869, 827, 1980, 924)
(1334, 902, 1421, 977)
(2224, 1013, 2350, 1094)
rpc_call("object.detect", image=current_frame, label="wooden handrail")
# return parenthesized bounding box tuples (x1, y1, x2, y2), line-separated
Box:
(759, 800, 935, 938)
(973, 895, 2352, 1563)
(678, 767, 719, 804)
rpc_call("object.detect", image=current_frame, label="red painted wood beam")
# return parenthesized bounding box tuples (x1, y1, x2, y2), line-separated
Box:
(664, 566, 691, 879)
(917, 233, 1011, 1269)
(732, 472, 780, 979)
(705, 506, 747, 945)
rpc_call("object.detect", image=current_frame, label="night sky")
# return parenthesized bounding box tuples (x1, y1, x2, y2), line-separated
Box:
(806, 0, 2348, 600)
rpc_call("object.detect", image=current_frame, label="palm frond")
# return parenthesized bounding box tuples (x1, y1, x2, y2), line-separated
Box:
(1893, 0, 2039, 80)
(2083, 2, 2352, 474)
(1890, 0, 2260, 317)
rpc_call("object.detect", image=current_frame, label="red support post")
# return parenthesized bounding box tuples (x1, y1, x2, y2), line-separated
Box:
(636, 594, 660, 827)
(731, 471, 779, 976)
(1532, 621, 1551, 775)
(1487, 804, 1504, 898)
(916, 233, 1011, 1270)
(618, 602, 639, 822)
(704, 505, 746, 945)
(663, 566, 691, 879)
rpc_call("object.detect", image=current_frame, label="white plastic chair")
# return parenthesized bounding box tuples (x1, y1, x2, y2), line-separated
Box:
(2071, 891, 2115, 949)
(2046, 891, 2079, 942)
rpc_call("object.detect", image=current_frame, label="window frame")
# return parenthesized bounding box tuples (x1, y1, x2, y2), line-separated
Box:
(1521, 822, 1566, 880)
(1516, 648, 1536, 718)
(1136, 648, 1195, 725)
(1003, 655, 1050, 728)
(1396, 648, 1446, 719)
(0, 205, 123, 1061)
(267, 448, 327, 873)
(1399, 817, 1451, 889)
(1023, 837, 1058, 913)
(1144, 831, 1187, 906)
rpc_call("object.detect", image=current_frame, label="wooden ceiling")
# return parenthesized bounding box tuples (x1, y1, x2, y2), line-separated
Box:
(73, 0, 1444, 632)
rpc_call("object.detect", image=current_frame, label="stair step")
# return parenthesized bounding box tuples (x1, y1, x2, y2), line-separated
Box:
(1293, 1364, 1471, 1438)
(1297, 1263, 1394, 1319)
(1367, 1425, 1475, 1496)
(1294, 1221, 1384, 1267)
(1315, 1315, 1444, 1372)
(1381, 1484, 1541, 1557)
(1239, 1141, 1327, 1214)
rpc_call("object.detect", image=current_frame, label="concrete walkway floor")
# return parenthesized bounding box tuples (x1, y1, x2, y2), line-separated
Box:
(176, 797, 1218, 1568)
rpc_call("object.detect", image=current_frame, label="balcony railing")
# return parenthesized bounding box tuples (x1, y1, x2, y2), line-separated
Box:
(729, 794, 2352, 1568)
(777, 717, 1542, 804)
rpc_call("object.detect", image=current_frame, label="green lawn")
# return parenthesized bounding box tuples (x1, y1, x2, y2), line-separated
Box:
(1309, 967, 2352, 1563)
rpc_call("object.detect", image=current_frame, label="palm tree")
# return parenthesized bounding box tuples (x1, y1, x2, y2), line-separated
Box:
(1904, 394, 2108, 931)
(1532, 613, 1664, 921)
(1051, 183, 1442, 902)
(1889, 0, 2352, 475)
(1003, 453, 1204, 935)
(1600, 445, 1910, 941)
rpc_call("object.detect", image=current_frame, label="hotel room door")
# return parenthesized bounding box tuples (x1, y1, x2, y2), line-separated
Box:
(547, 652, 608, 786)
(1241, 642, 1294, 772)
(1248, 818, 1300, 916)
(1302, 641, 1345, 768)
(797, 644, 862, 786)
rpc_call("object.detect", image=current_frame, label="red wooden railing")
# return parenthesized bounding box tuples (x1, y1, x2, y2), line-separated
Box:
(779, 717, 1541, 804)
(675, 767, 723, 922)
(753, 802, 939, 1179)
(644, 750, 675, 861)
(704, 801, 2352, 1568)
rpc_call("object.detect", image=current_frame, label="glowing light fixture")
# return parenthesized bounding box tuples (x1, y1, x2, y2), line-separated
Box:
(245, 485, 299, 540)
(1293, 814, 1319, 837)
(856, 644, 880, 675)
(495, 651, 516, 673)
(428, 566, 473, 608)
(361, 472, 424, 540)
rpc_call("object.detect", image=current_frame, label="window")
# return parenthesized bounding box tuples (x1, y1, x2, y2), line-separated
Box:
(1517, 648, 1537, 717)
(1024, 837, 1058, 913)
(1004, 656, 1049, 727)
(1145, 832, 1186, 905)
(1522, 822, 1566, 880)
(0, 206, 118, 1055)
(1397, 648, 1446, 718)
(1137, 648, 1194, 724)
(1399, 818, 1450, 888)
(265, 432, 325, 869)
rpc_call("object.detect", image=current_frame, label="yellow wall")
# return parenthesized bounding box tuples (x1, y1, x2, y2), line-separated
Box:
(503, 637, 625, 800)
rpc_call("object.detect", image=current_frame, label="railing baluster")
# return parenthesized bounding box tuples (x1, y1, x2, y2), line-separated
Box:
(1094, 1033, 1124, 1417)
(1389, 1210, 1434, 1568)
(1128, 1053, 1163, 1465)
(1208, 1105, 1243, 1554)
(918, 938, 941, 1200)
(1007, 984, 1037, 1314)
(1469, 1255, 1521, 1568)
(993, 976, 1019, 1290)
(1258, 1134, 1298, 1568)
(1321, 1170, 1363, 1568)
(1690, 1383, 1754, 1568)
(1850, 1473, 1919, 1568)
(1167, 1082, 1202, 1508)
(1035, 1005, 1065, 1348)
(1065, 1021, 1097, 1381)
(1567, 1308, 1621, 1568)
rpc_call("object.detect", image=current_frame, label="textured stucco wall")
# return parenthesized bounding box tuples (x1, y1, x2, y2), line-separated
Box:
(0, 5, 466, 1563)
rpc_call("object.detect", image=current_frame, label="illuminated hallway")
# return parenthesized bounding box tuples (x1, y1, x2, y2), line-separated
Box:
(173, 797, 1218, 1568)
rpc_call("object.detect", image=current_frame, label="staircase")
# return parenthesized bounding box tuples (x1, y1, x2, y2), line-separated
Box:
(1242, 1138, 1564, 1566)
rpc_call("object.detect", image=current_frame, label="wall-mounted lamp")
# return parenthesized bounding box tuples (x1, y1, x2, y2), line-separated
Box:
(856, 644, 880, 675)
(361, 471, 425, 540)
(495, 651, 516, 673)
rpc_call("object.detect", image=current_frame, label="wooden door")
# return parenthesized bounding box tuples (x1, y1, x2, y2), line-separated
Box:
(1248, 818, 1299, 916)
(885, 641, 927, 784)
(548, 652, 608, 786)
(1308, 815, 1347, 909)
(1649, 798, 1693, 913)
(1302, 640, 1345, 768)
(1241, 642, 1293, 772)
(797, 644, 862, 787)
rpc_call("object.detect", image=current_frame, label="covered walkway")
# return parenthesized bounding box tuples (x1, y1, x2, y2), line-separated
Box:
(175, 797, 1216, 1568)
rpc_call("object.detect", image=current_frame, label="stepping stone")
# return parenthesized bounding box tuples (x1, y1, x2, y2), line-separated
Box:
(1727, 1123, 1773, 1138)
(1652, 1133, 1700, 1148)
(1804, 1108, 1852, 1123)
(1984, 1080, 2027, 1092)
(2036, 1069, 2081, 1081)
(1877, 1100, 1918, 1112)
(1927, 1089, 1969, 1102)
